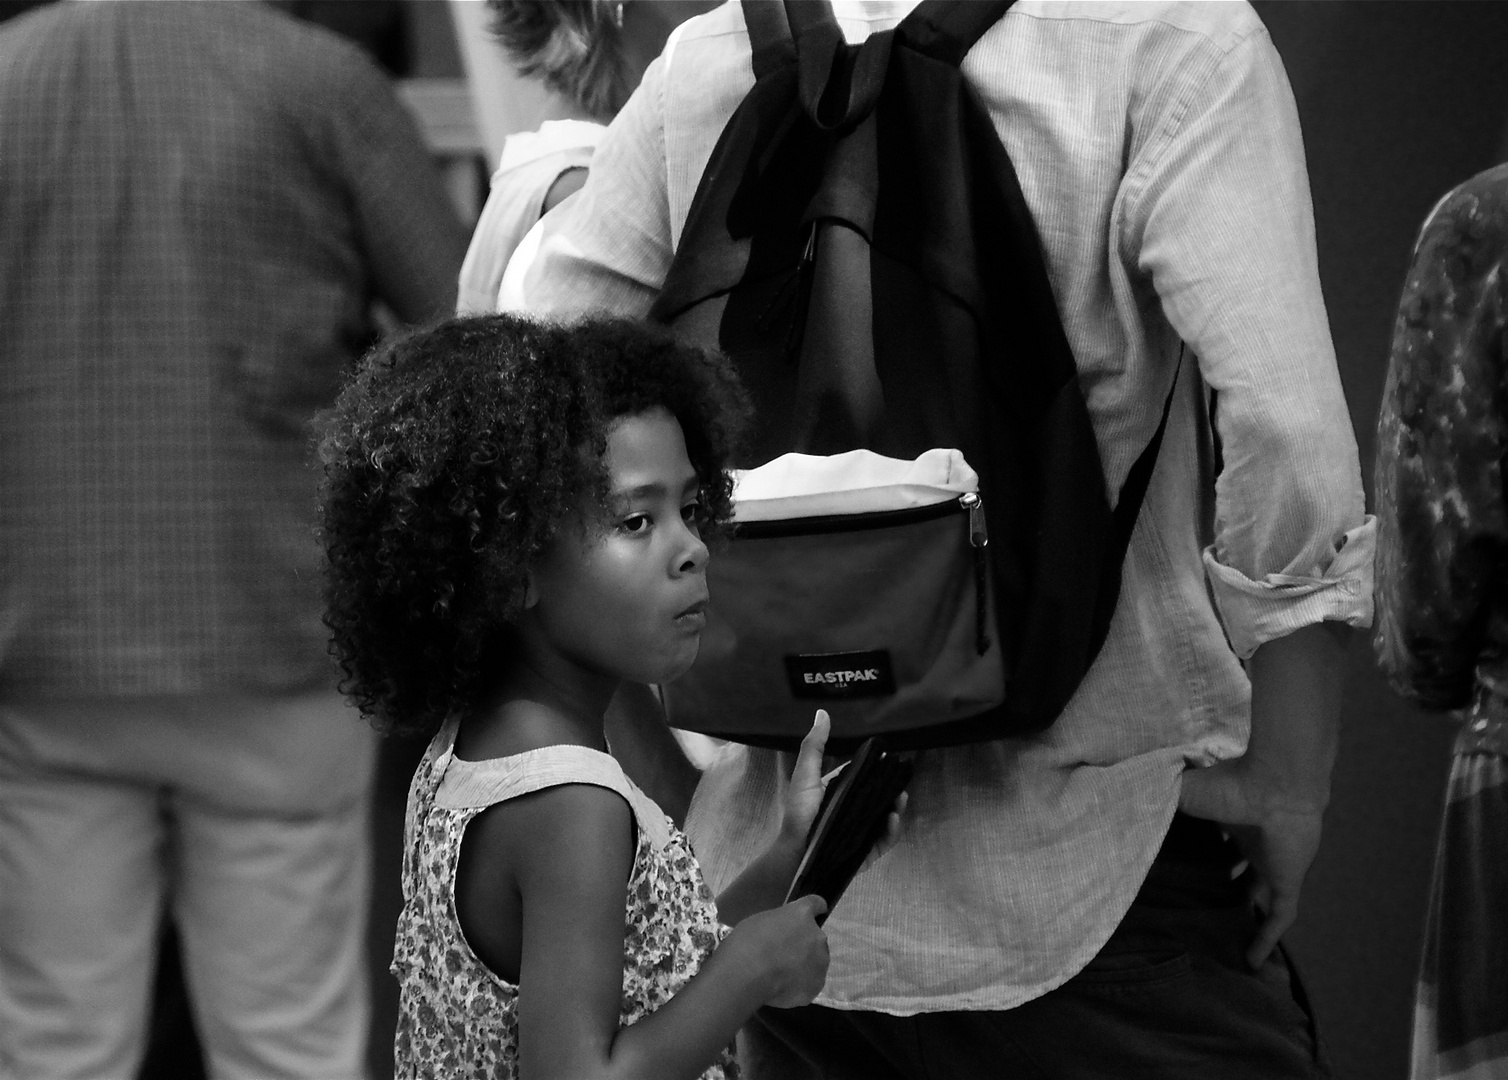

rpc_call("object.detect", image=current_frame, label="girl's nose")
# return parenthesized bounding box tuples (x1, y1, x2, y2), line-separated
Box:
(676, 520, 709, 575)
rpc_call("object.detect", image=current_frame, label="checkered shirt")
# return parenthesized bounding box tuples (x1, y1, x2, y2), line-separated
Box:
(0, 0, 468, 697)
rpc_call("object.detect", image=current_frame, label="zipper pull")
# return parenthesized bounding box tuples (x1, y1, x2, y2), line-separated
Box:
(961, 492, 988, 548)
(755, 223, 822, 352)
(961, 492, 991, 655)
(783, 221, 820, 360)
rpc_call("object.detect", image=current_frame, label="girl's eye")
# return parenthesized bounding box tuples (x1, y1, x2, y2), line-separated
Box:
(680, 501, 702, 525)
(620, 514, 651, 534)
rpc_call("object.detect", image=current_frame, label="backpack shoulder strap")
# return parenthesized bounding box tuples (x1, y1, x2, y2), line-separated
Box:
(783, 0, 840, 40)
(741, 0, 796, 80)
(897, 0, 1012, 66)
(742, 0, 842, 80)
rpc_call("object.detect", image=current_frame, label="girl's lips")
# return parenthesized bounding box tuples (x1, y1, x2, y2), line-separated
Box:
(675, 598, 709, 629)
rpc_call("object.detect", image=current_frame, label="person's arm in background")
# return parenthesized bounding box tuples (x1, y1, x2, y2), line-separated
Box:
(1122, 26, 1375, 969)
(1374, 174, 1508, 712)
(516, 42, 681, 319)
(323, 47, 471, 323)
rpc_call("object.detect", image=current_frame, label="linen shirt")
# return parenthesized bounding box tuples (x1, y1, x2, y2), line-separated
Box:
(521, 0, 1375, 1013)
(0, 1, 468, 699)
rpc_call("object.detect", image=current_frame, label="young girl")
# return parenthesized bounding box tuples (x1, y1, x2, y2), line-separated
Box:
(319, 314, 854, 1080)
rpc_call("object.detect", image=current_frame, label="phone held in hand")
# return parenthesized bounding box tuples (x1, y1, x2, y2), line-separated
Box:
(785, 737, 914, 924)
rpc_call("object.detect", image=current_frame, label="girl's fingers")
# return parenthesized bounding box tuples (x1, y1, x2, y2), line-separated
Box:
(793, 709, 831, 784)
(793, 893, 828, 921)
(804, 709, 831, 751)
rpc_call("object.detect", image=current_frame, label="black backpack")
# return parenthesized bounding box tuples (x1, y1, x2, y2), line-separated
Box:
(652, 0, 1175, 746)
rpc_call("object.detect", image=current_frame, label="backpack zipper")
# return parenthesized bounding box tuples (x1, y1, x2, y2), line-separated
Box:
(730, 492, 961, 538)
(752, 222, 820, 362)
(783, 222, 820, 359)
(961, 492, 991, 655)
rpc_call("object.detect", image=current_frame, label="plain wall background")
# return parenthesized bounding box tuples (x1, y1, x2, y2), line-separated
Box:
(1253, 4, 1508, 1079)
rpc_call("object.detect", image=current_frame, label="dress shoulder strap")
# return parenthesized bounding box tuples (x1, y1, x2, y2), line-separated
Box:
(435, 744, 671, 849)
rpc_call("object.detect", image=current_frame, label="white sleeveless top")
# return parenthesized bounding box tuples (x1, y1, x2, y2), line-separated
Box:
(390, 718, 737, 1079)
(456, 119, 603, 316)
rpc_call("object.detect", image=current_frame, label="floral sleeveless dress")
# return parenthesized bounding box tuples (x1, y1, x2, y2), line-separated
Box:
(391, 718, 738, 1079)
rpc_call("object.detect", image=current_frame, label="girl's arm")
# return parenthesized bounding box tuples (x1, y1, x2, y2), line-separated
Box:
(482, 783, 825, 1080)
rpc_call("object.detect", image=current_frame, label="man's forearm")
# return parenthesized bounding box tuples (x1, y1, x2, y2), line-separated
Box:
(1178, 618, 1353, 966)
(1242, 620, 1351, 809)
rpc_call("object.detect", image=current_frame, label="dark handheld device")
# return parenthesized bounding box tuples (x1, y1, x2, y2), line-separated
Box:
(784, 737, 914, 923)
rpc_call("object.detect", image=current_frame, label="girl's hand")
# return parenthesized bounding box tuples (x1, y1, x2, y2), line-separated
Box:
(714, 712, 837, 927)
(779, 710, 832, 847)
(778, 710, 909, 869)
(724, 894, 830, 1008)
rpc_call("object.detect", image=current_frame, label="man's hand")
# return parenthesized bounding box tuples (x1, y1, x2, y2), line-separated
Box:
(1178, 762, 1325, 969)
(1178, 620, 1351, 970)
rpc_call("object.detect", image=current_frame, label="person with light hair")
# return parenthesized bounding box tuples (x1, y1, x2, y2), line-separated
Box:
(457, 1, 714, 316)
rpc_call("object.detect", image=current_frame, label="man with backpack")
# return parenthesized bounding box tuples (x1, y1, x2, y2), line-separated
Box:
(514, 2, 1374, 1076)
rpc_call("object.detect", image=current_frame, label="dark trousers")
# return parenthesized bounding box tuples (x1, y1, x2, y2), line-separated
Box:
(745, 815, 1329, 1080)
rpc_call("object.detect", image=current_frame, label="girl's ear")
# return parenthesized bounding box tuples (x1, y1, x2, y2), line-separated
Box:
(521, 569, 540, 610)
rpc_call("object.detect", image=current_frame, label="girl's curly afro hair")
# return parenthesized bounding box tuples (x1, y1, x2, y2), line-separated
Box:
(318, 313, 748, 739)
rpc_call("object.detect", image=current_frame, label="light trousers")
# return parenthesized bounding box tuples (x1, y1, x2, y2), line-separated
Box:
(0, 690, 376, 1080)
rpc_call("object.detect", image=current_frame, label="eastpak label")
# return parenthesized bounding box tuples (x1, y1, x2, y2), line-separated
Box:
(784, 650, 896, 700)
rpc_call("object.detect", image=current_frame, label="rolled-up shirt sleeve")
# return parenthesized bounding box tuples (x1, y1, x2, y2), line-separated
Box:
(1373, 173, 1508, 710)
(1124, 27, 1374, 660)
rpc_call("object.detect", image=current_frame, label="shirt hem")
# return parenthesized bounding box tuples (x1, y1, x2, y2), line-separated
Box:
(811, 775, 1183, 1016)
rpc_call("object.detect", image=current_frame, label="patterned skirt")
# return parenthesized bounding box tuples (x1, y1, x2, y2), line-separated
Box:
(1412, 690, 1508, 1080)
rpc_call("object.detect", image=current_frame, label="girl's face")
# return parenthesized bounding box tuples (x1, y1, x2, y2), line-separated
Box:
(525, 407, 711, 687)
